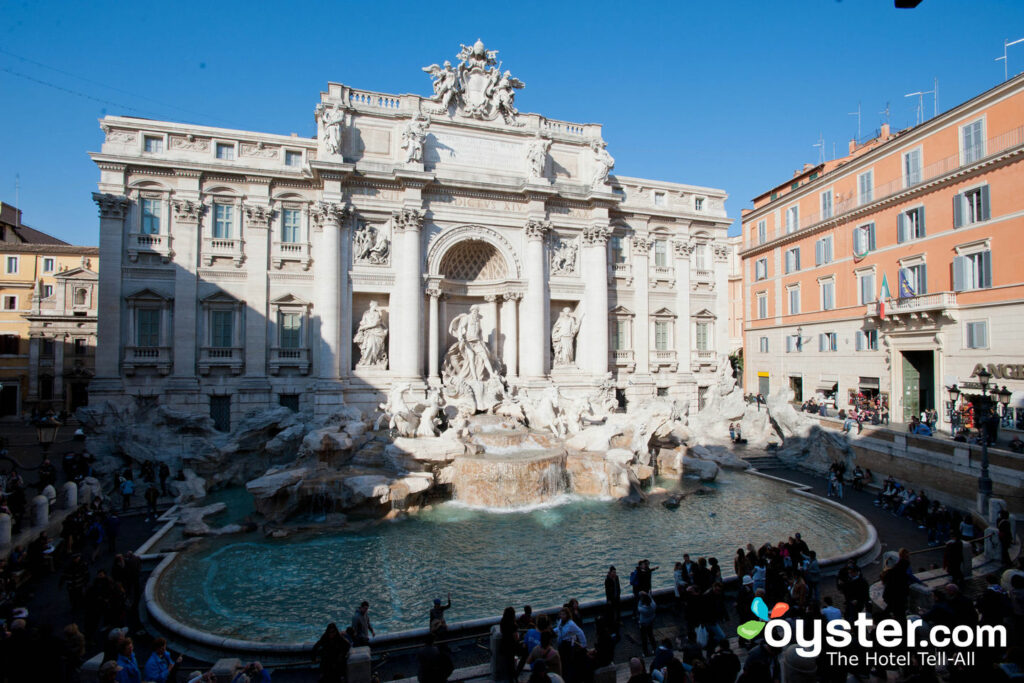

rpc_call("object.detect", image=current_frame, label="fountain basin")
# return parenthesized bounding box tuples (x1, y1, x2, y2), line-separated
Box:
(451, 449, 567, 508)
(149, 470, 877, 649)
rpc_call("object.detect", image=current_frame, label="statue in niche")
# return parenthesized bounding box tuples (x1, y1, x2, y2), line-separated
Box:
(549, 234, 578, 276)
(590, 139, 615, 188)
(352, 222, 390, 265)
(401, 113, 430, 164)
(442, 305, 498, 383)
(318, 105, 346, 156)
(526, 132, 551, 181)
(551, 306, 583, 367)
(354, 300, 388, 368)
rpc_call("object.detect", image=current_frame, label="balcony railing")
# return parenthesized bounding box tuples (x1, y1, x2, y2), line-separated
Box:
(271, 241, 312, 270)
(651, 265, 674, 281)
(127, 232, 173, 263)
(744, 124, 1024, 250)
(692, 269, 713, 282)
(123, 345, 172, 376)
(202, 236, 245, 267)
(650, 349, 678, 371)
(269, 346, 311, 375)
(610, 349, 635, 371)
(866, 291, 957, 318)
(199, 346, 244, 374)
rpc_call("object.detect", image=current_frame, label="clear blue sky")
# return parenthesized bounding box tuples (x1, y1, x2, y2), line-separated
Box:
(2, 0, 1023, 244)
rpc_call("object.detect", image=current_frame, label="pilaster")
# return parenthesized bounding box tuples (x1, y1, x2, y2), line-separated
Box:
(520, 219, 550, 381)
(242, 202, 273, 380)
(311, 201, 348, 381)
(673, 237, 695, 388)
(391, 207, 425, 380)
(581, 223, 611, 379)
(713, 242, 730, 359)
(91, 192, 129, 390)
(170, 198, 204, 381)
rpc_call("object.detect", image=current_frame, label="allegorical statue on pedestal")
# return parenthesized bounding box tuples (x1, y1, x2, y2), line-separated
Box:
(317, 104, 346, 156)
(441, 305, 506, 414)
(401, 113, 429, 164)
(551, 306, 583, 367)
(590, 139, 615, 188)
(354, 301, 388, 368)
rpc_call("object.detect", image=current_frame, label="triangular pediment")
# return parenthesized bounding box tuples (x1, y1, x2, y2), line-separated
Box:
(270, 293, 310, 306)
(610, 304, 634, 317)
(126, 287, 172, 302)
(200, 290, 240, 304)
(55, 267, 98, 281)
(693, 307, 716, 319)
(652, 307, 676, 318)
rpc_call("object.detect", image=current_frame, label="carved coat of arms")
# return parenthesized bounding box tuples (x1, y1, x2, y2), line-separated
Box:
(422, 39, 525, 125)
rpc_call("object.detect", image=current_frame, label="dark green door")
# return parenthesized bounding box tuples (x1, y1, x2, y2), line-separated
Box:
(902, 354, 920, 422)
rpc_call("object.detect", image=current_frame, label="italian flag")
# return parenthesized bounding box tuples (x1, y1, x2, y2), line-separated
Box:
(878, 274, 891, 318)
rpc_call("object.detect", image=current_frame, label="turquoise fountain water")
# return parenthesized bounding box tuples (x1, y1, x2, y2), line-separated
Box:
(155, 471, 867, 643)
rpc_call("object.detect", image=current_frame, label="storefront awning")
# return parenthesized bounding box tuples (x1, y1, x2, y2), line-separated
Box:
(815, 382, 837, 392)
(859, 377, 880, 388)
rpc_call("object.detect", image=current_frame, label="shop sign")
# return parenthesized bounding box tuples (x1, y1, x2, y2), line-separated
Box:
(971, 363, 1024, 381)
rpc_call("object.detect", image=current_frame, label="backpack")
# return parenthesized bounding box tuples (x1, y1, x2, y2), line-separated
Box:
(629, 569, 638, 587)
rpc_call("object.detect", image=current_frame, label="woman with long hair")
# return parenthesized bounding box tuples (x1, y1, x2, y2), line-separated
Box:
(312, 622, 350, 683)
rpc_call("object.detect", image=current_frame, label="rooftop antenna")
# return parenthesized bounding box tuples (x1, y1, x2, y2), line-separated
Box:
(813, 132, 825, 164)
(933, 77, 939, 116)
(848, 102, 862, 140)
(14, 174, 20, 228)
(904, 85, 935, 126)
(995, 36, 1024, 81)
(879, 102, 892, 126)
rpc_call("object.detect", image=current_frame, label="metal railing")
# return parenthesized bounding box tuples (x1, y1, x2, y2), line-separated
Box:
(865, 291, 957, 317)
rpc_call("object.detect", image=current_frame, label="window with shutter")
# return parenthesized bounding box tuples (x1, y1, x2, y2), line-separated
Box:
(952, 255, 966, 292)
(961, 119, 984, 165)
(819, 334, 826, 352)
(858, 171, 873, 205)
(855, 331, 864, 351)
(966, 321, 988, 349)
(904, 149, 922, 186)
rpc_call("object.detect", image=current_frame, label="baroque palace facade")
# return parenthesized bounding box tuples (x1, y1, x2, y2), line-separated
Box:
(90, 41, 730, 426)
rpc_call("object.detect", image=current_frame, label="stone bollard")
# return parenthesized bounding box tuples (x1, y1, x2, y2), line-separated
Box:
(31, 494, 49, 528)
(0, 513, 11, 547)
(594, 664, 617, 683)
(79, 652, 104, 683)
(42, 484, 57, 507)
(347, 646, 371, 683)
(489, 624, 502, 681)
(78, 480, 93, 506)
(781, 644, 817, 682)
(211, 658, 242, 683)
(986, 499, 1008, 561)
(62, 481, 78, 510)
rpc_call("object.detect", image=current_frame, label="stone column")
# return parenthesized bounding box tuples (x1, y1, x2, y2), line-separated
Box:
(53, 334, 65, 401)
(485, 294, 500, 358)
(632, 236, 652, 375)
(426, 287, 441, 382)
(91, 193, 130, 383)
(520, 220, 550, 381)
(391, 208, 425, 380)
(28, 337, 39, 400)
(312, 202, 347, 380)
(502, 292, 521, 379)
(713, 242, 730, 356)
(170, 199, 203, 382)
(673, 238, 694, 386)
(581, 224, 611, 377)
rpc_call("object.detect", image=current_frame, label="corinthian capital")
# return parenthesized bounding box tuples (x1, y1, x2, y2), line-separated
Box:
(524, 218, 551, 241)
(243, 204, 275, 229)
(391, 207, 425, 232)
(582, 224, 611, 246)
(673, 238, 695, 258)
(713, 243, 730, 262)
(632, 236, 652, 255)
(171, 199, 205, 224)
(311, 201, 348, 229)
(92, 193, 129, 220)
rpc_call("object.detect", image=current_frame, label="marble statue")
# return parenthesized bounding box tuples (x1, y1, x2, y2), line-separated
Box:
(524, 386, 569, 438)
(353, 222, 390, 265)
(422, 61, 462, 113)
(378, 383, 419, 437)
(318, 105, 345, 156)
(401, 113, 429, 164)
(485, 69, 525, 124)
(590, 139, 615, 188)
(443, 305, 498, 383)
(415, 389, 445, 437)
(551, 306, 583, 367)
(526, 132, 551, 181)
(549, 234, 578, 276)
(354, 301, 388, 367)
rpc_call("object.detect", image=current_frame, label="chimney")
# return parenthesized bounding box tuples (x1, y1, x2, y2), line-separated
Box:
(881, 122, 890, 139)
(803, 163, 814, 172)
(849, 139, 857, 155)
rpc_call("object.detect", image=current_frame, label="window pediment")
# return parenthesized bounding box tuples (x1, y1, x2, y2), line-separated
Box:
(692, 308, 716, 320)
(610, 305, 635, 318)
(126, 287, 172, 303)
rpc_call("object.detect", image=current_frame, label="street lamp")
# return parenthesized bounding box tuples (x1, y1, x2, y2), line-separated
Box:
(35, 415, 62, 454)
(954, 369, 1013, 515)
(946, 383, 960, 432)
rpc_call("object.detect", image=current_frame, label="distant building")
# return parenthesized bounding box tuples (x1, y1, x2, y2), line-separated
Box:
(0, 202, 98, 418)
(740, 73, 1024, 432)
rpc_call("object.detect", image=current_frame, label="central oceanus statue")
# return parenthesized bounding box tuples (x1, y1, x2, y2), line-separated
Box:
(441, 304, 506, 413)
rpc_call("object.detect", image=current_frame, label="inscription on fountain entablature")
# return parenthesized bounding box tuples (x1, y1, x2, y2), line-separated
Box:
(426, 191, 526, 213)
(425, 131, 524, 174)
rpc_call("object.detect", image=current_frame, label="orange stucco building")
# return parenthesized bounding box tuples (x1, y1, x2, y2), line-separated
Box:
(740, 73, 1024, 432)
